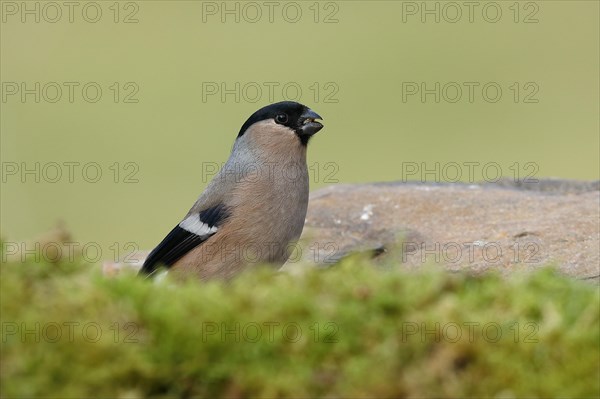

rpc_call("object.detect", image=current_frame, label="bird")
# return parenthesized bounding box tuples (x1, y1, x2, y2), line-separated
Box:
(139, 101, 324, 281)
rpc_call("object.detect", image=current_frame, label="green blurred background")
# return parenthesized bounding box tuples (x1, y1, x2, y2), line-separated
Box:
(1, 0, 598, 252)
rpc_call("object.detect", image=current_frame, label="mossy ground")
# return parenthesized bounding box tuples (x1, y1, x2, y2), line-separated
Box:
(1, 248, 598, 398)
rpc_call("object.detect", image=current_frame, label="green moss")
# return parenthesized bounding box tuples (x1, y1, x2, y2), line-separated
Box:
(1, 252, 598, 398)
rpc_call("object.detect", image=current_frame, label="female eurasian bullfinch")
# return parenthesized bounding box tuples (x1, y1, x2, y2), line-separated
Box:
(139, 101, 324, 280)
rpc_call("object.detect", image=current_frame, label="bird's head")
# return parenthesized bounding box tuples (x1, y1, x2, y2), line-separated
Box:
(237, 101, 324, 146)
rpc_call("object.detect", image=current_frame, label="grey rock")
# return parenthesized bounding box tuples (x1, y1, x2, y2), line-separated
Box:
(105, 179, 599, 282)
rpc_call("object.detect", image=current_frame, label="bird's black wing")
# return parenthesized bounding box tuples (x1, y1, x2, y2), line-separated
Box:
(139, 204, 230, 276)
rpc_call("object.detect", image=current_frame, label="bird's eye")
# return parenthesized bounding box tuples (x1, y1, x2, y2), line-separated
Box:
(275, 113, 288, 124)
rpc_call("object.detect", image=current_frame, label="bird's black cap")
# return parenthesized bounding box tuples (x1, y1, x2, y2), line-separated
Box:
(238, 101, 324, 145)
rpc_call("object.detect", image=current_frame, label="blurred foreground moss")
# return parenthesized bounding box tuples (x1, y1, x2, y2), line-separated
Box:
(1, 252, 598, 398)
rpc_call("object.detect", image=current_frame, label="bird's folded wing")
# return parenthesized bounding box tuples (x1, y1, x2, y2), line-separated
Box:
(139, 204, 230, 276)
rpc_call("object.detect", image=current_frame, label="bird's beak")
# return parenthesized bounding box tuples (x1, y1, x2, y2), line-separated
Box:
(299, 108, 324, 137)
